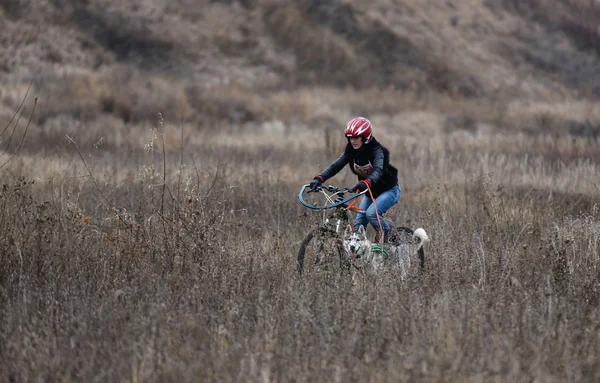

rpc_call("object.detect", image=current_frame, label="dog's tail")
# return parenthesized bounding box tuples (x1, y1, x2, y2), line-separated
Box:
(413, 228, 429, 251)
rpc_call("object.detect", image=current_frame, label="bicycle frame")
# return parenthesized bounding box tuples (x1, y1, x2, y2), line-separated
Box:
(298, 184, 367, 233)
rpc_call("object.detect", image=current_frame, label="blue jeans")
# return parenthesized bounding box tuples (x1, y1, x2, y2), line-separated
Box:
(354, 184, 401, 235)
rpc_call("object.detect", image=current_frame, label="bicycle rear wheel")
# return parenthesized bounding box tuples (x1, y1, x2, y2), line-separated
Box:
(393, 226, 425, 270)
(297, 227, 347, 275)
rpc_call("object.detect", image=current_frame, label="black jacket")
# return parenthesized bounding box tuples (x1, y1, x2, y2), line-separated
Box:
(317, 138, 399, 198)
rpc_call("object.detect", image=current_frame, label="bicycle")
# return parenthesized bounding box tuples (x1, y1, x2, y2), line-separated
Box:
(297, 184, 366, 275)
(297, 183, 426, 275)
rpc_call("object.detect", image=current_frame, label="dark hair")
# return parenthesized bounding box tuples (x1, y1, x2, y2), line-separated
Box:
(344, 137, 378, 156)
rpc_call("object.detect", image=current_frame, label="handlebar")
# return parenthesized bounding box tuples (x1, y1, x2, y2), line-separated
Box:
(298, 184, 367, 210)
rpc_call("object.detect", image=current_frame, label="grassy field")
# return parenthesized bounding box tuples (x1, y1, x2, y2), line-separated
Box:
(1, 0, 600, 381)
(1, 99, 599, 381)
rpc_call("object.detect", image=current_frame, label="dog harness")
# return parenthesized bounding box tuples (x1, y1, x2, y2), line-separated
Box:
(371, 244, 389, 260)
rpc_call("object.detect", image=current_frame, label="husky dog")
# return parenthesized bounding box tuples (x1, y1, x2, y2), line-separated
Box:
(343, 225, 374, 268)
(342, 225, 429, 279)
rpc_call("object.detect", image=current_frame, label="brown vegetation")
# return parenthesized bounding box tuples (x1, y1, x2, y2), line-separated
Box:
(1, 109, 599, 381)
(0, 0, 599, 381)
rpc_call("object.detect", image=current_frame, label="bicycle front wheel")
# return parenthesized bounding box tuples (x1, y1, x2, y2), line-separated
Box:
(297, 227, 347, 275)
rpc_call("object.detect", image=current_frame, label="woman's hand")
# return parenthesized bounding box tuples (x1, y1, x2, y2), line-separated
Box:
(349, 181, 369, 193)
(309, 177, 323, 192)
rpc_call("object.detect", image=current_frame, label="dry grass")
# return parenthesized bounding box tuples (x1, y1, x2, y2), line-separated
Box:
(1, 109, 600, 381)
(1, 0, 600, 381)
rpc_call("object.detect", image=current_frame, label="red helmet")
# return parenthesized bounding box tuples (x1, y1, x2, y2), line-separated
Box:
(345, 117, 373, 144)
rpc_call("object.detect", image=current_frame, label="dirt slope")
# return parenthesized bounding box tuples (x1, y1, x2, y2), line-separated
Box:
(0, 0, 599, 125)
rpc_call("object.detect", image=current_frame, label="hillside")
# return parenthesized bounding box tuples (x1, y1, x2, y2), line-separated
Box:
(1, 0, 599, 130)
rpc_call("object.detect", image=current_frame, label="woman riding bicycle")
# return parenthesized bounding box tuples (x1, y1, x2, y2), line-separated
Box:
(309, 117, 401, 243)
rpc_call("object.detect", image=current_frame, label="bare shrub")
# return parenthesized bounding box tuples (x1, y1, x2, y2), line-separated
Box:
(185, 83, 267, 124)
(34, 68, 106, 124)
(503, 100, 600, 139)
(263, 2, 368, 87)
(31, 66, 196, 124)
(99, 67, 196, 123)
(489, 0, 600, 96)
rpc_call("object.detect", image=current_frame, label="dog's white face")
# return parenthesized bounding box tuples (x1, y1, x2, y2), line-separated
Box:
(343, 225, 371, 267)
